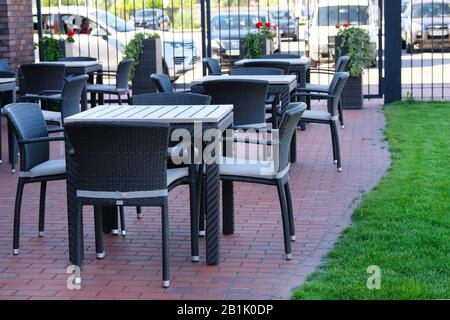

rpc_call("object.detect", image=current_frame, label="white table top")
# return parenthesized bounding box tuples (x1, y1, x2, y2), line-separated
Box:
(66, 104, 234, 124)
(37, 61, 101, 68)
(0, 78, 15, 84)
(234, 57, 310, 66)
(192, 74, 297, 85)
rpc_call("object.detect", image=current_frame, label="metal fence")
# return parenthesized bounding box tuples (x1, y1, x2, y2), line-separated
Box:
(33, 0, 450, 100)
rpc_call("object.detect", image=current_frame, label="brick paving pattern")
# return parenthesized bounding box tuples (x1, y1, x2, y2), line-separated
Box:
(0, 100, 390, 299)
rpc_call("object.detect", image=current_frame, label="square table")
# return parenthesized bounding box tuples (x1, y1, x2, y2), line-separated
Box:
(37, 61, 103, 111)
(0, 78, 17, 167)
(64, 104, 234, 267)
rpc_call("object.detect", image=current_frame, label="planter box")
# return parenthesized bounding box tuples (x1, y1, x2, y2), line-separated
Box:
(341, 76, 363, 109)
(239, 36, 273, 58)
(132, 38, 163, 95)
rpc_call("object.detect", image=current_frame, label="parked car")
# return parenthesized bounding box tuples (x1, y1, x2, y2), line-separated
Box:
(269, 10, 299, 41)
(132, 8, 171, 31)
(401, 0, 450, 53)
(210, 13, 280, 64)
(306, 0, 379, 65)
(32, 6, 199, 80)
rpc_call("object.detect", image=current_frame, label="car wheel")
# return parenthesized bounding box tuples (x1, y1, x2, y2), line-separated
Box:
(292, 34, 298, 41)
(160, 21, 170, 31)
(401, 39, 406, 50)
(406, 42, 415, 54)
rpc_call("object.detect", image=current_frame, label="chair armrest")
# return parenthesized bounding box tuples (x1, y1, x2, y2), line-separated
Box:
(266, 94, 278, 105)
(18, 136, 65, 145)
(47, 127, 65, 134)
(95, 71, 117, 77)
(296, 87, 329, 94)
(224, 136, 278, 146)
(294, 92, 333, 99)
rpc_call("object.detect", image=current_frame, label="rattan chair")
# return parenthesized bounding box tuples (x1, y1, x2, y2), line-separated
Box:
(65, 120, 199, 288)
(18, 63, 65, 102)
(150, 73, 190, 93)
(2, 103, 66, 255)
(203, 57, 223, 75)
(296, 72, 350, 172)
(87, 58, 134, 107)
(217, 103, 307, 260)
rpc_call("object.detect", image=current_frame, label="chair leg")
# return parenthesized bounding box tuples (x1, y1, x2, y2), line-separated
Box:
(117, 95, 122, 105)
(93, 206, 105, 259)
(38, 181, 47, 237)
(276, 181, 292, 260)
(161, 202, 170, 288)
(127, 92, 131, 104)
(198, 165, 205, 237)
(8, 122, 17, 173)
(13, 178, 25, 255)
(119, 206, 126, 236)
(284, 182, 296, 241)
(90, 92, 97, 109)
(338, 100, 345, 129)
(222, 180, 234, 235)
(136, 206, 143, 219)
(332, 121, 342, 172)
(330, 123, 337, 165)
(189, 168, 199, 262)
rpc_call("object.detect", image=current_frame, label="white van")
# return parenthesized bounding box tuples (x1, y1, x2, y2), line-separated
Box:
(32, 6, 200, 80)
(306, 0, 379, 64)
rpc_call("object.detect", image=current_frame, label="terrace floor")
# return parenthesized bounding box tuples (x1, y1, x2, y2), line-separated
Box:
(0, 100, 390, 300)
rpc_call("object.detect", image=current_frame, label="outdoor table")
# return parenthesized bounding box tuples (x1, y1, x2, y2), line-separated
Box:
(191, 74, 298, 162)
(0, 78, 17, 168)
(37, 61, 103, 111)
(64, 104, 234, 267)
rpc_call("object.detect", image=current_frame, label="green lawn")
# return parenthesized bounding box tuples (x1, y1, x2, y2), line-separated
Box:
(293, 101, 450, 300)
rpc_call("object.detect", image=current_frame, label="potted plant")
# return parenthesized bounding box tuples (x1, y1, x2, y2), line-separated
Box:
(124, 32, 162, 94)
(38, 36, 65, 61)
(335, 24, 375, 109)
(241, 21, 277, 58)
(64, 30, 76, 57)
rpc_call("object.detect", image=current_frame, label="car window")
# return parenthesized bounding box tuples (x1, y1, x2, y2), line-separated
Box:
(412, 3, 450, 18)
(95, 10, 135, 32)
(211, 15, 259, 30)
(271, 11, 294, 20)
(136, 9, 161, 17)
(318, 6, 369, 26)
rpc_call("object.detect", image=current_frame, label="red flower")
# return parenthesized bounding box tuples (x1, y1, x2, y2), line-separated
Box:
(50, 24, 56, 31)
(272, 25, 278, 30)
(67, 30, 75, 37)
(343, 23, 350, 28)
(265, 22, 271, 28)
(335, 24, 340, 29)
(256, 21, 263, 29)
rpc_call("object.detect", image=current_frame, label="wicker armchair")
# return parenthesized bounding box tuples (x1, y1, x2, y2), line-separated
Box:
(203, 57, 223, 75)
(2, 103, 66, 255)
(18, 64, 65, 102)
(65, 120, 199, 287)
(150, 73, 190, 93)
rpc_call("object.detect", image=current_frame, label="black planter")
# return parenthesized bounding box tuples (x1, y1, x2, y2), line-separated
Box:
(132, 38, 162, 95)
(341, 76, 363, 109)
(240, 36, 272, 58)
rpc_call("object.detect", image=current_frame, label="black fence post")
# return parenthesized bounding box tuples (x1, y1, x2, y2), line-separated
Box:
(384, 0, 402, 103)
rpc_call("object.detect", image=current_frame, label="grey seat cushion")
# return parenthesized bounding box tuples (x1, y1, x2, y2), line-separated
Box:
(41, 110, 62, 124)
(167, 168, 189, 186)
(86, 84, 126, 94)
(20, 159, 66, 178)
(219, 157, 290, 180)
(305, 83, 329, 93)
(301, 110, 332, 122)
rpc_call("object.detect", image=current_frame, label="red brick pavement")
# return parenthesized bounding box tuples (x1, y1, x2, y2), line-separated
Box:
(0, 100, 390, 300)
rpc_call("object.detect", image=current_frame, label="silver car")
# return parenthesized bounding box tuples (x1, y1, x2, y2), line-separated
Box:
(402, 0, 450, 53)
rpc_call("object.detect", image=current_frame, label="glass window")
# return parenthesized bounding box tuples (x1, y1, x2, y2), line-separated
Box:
(412, 3, 450, 18)
(211, 15, 260, 30)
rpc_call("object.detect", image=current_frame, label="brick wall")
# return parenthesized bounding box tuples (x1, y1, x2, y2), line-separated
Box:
(0, 0, 34, 71)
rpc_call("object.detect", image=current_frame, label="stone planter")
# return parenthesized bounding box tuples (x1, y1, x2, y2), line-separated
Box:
(132, 38, 163, 95)
(341, 75, 363, 109)
(240, 36, 273, 58)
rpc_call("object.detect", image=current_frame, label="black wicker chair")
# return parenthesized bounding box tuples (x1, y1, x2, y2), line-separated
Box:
(2, 103, 66, 255)
(243, 61, 291, 75)
(296, 72, 350, 172)
(217, 103, 307, 260)
(150, 73, 189, 93)
(300, 56, 350, 128)
(261, 53, 301, 59)
(203, 57, 223, 75)
(87, 58, 134, 108)
(65, 120, 199, 288)
(18, 64, 66, 102)
(38, 75, 88, 125)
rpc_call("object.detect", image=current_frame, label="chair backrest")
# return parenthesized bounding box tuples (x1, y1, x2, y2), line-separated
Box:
(58, 57, 97, 62)
(230, 67, 284, 76)
(19, 63, 65, 95)
(243, 61, 291, 75)
(0, 71, 16, 79)
(132, 92, 211, 106)
(202, 79, 268, 127)
(0, 60, 10, 72)
(65, 121, 170, 206)
(261, 53, 300, 59)
(151, 73, 174, 93)
(328, 72, 350, 116)
(276, 103, 307, 173)
(2, 103, 50, 172)
(60, 75, 88, 122)
(335, 55, 350, 72)
(116, 59, 134, 90)
(203, 57, 222, 75)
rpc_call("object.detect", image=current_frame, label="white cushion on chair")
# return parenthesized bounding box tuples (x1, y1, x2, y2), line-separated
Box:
(301, 110, 332, 122)
(167, 168, 189, 186)
(219, 157, 290, 180)
(20, 159, 66, 178)
(41, 110, 62, 124)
